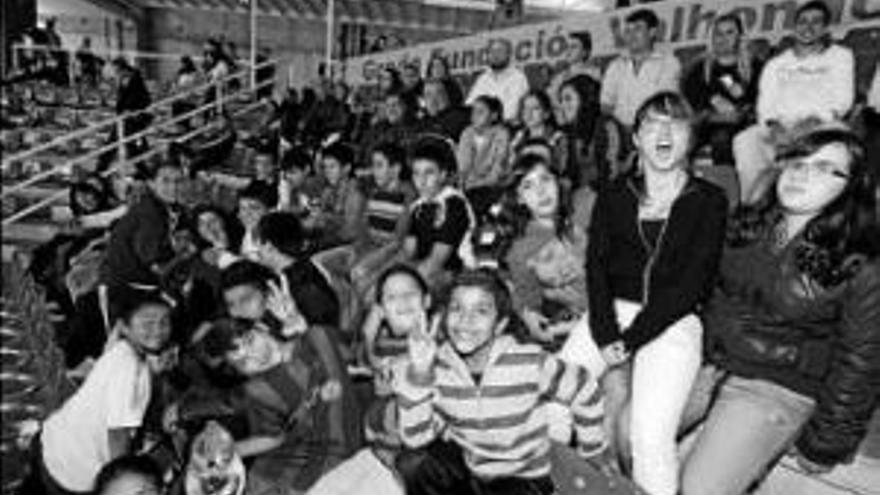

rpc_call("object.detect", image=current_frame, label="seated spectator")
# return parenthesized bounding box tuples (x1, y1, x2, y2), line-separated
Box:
(403, 137, 475, 288)
(305, 142, 366, 248)
(94, 455, 163, 495)
(600, 9, 681, 151)
(401, 63, 424, 111)
(466, 39, 530, 123)
(510, 90, 567, 176)
(252, 213, 340, 327)
(277, 146, 319, 216)
(558, 75, 605, 188)
(358, 90, 417, 164)
(204, 316, 352, 494)
(416, 79, 470, 142)
(733, 0, 854, 204)
(99, 160, 183, 326)
(503, 153, 595, 350)
(547, 30, 601, 122)
(376, 66, 404, 102)
(236, 182, 274, 261)
(585, 93, 727, 495)
(250, 145, 281, 208)
(681, 122, 880, 495)
(392, 269, 608, 495)
(351, 143, 417, 296)
(425, 55, 464, 108)
(29, 292, 172, 494)
(683, 13, 762, 166)
(457, 95, 510, 215)
(360, 265, 432, 462)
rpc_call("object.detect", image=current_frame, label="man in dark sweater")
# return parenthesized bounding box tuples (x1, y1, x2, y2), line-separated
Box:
(252, 211, 340, 327)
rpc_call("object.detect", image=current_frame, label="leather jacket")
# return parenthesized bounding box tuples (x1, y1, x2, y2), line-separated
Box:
(704, 235, 880, 466)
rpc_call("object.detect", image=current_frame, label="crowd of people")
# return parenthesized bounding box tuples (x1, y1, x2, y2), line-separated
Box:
(11, 2, 880, 495)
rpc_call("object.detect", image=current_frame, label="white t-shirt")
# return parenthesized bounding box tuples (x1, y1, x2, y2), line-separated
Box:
(466, 65, 530, 122)
(600, 49, 682, 127)
(41, 340, 152, 492)
(756, 44, 855, 125)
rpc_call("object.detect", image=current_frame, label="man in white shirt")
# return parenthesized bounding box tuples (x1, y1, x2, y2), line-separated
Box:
(600, 9, 682, 131)
(733, 0, 855, 204)
(466, 39, 530, 123)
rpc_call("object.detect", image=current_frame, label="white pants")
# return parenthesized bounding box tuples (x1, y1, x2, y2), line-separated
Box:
(555, 300, 703, 495)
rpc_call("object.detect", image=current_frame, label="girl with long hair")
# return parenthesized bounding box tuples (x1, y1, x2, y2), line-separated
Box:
(557, 75, 606, 189)
(683, 13, 762, 166)
(510, 90, 568, 176)
(585, 92, 728, 495)
(680, 122, 880, 494)
(502, 152, 596, 348)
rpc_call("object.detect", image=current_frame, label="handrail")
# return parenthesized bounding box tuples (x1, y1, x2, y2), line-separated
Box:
(2, 63, 277, 226)
(1, 58, 275, 171)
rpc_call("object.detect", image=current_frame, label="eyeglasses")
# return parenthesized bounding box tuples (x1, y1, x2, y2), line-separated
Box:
(781, 158, 849, 179)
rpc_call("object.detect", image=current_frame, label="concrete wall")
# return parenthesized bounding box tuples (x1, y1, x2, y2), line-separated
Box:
(37, 0, 137, 56)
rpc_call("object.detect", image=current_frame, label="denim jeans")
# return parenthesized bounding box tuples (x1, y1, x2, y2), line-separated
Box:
(681, 375, 816, 495)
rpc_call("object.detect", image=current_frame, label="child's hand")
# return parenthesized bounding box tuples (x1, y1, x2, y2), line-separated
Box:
(408, 313, 440, 375)
(601, 341, 629, 367)
(266, 278, 307, 337)
(320, 380, 343, 402)
(522, 309, 552, 343)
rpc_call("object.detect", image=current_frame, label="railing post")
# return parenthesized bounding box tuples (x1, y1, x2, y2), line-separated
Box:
(216, 81, 224, 115)
(116, 117, 127, 163)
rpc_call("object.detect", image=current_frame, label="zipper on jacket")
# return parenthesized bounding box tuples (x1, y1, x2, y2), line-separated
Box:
(637, 218, 670, 306)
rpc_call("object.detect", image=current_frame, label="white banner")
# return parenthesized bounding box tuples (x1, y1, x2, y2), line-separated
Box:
(344, 0, 880, 86)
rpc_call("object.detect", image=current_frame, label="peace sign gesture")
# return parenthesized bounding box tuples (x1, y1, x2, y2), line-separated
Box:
(408, 312, 441, 375)
(266, 277, 307, 337)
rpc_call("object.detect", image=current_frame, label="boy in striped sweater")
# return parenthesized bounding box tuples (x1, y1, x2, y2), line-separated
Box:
(393, 269, 609, 495)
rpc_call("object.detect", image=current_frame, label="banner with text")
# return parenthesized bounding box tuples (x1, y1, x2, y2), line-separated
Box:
(344, 0, 880, 87)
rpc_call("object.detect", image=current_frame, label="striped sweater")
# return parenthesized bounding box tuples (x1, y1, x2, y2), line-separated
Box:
(393, 335, 606, 480)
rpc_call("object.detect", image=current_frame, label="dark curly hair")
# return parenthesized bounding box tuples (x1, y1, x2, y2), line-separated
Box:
(727, 125, 879, 287)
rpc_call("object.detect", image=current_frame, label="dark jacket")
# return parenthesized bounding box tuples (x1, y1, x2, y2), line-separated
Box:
(282, 259, 340, 328)
(415, 106, 470, 142)
(99, 190, 174, 289)
(705, 235, 880, 466)
(587, 175, 728, 352)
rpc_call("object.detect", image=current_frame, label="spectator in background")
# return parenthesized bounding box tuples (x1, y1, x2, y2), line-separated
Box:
(112, 58, 153, 156)
(548, 31, 601, 122)
(237, 182, 275, 261)
(278, 146, 318, 216)
(457, 95, 511, 215)
(426, 55, 464, 108)
(377, 66, 404, 100)
(683, 13, 762, 167)
(359, 90, 417, 164)
(600, 9, 681, 135)
(172, 55, 199, 129)
(306, 142, 365, 248)
(401, 63, 424, 109)
(417, 79, 471, 142)
(733, 0, 855, 204)
(403, 137, 475, 288)
(558, 75, 604, 188)
(99, 161, 182, 325)
(510, 90, 568, 176)
(351, 143, 417, 296)
(466, 39, 530, 123)
(75, 37, 102, 86)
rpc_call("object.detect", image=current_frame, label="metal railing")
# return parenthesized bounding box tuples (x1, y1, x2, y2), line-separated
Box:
(2, 59, 277, 227)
